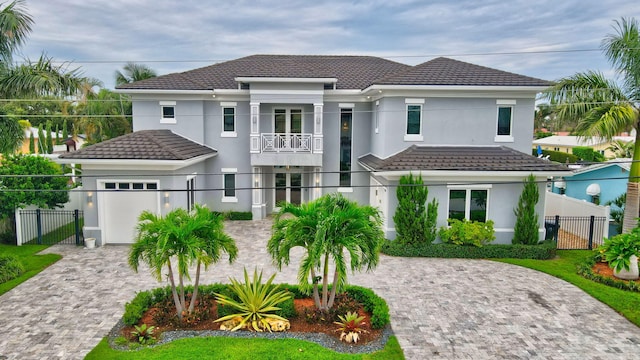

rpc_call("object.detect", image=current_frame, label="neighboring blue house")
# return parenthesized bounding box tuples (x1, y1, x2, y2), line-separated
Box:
(57, 55, 569, 245)
(551, 160, 629, 205)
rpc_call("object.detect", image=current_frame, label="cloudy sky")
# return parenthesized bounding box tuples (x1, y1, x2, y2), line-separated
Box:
(17, 0, 640, 89)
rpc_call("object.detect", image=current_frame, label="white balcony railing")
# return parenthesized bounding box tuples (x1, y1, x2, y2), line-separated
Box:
(261, 133, 312, 153)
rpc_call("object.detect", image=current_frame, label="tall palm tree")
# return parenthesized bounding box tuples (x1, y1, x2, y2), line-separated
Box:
(543, 17, 640, 233)
(115, 62, 157, 86)
(0, 0, 33, 63)
(268, 193, 384, 311)
(129, 205, 238, 321)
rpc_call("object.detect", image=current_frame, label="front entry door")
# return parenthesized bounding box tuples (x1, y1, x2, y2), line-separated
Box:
(275, 173, 302, 207)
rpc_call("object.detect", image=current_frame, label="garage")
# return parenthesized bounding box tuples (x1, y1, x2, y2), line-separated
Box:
(99, 181, 160, 244)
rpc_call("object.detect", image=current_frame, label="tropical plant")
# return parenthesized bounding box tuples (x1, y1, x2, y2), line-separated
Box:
(393, 173, 438, 245)
(606, 193, 626, 234)
(608, 140, 635, 158)
(115, 62, 157, 86)
(268, 193, 385, 312)
(75, 88, 132, 144)
(0, 109, 23, 153)
(439, 219, 495, 247)
(602, 230, 640, 272)
(542, 17, 640, 233)
(131, 324, 156, 345)
(0, 0, 32, 63)
(513, 174, 540, 245)
(128, 204, 238, 321)
(214, 268, 292, 332)
(0, 254, 24, 283)
(334, 311, 368, 343)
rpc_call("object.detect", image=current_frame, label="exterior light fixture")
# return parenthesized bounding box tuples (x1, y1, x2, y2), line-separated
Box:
(164, 192, 170, 205)
(87, 192, 93, 203)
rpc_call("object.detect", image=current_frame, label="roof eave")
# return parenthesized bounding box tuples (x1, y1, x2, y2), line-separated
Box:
(113, 89, 213, 95)
(369, 169, 572, 181)
(361, 84, 549, 94)
(55, 152, 217, 171)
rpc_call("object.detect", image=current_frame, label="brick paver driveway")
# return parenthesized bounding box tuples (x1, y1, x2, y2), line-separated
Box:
(1, 219, 639, 359)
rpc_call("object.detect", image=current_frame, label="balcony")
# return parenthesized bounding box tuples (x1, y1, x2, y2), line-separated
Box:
(251, 133, 323, 166)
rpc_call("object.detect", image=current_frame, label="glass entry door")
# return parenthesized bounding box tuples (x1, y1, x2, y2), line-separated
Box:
(275, 173, 302, 207)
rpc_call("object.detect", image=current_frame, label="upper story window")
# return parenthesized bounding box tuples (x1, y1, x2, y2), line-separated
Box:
(495, 100, 516, 143)
(374, 101, 380, 134)
(404, 98, 424, 142)
(339, 107, 353, 188)
(221, 102, 237, 137)
(160, 101, 176, 124)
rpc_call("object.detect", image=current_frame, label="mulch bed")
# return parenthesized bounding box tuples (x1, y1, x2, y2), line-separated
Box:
(591, 261, 637, 283)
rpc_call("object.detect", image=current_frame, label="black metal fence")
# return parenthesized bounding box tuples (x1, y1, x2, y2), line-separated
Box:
(18, 209, 84, 245)
(544, 215, 608, 250)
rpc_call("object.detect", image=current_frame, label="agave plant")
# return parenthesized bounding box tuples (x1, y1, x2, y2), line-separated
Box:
(334, 311, 368, 343)
(214, 268, 292, 332)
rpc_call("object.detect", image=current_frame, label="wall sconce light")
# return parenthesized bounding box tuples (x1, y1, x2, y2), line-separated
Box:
(87, 192, 93, 203)
(164, 192, 170, 205)
(254, 176, 259, 187)
(315, 177, 320, 185)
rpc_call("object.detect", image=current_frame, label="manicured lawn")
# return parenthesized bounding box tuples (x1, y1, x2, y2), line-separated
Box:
(85, 335, 404, 360)
(0, 243, 61, 296)
(495, 250, 640, 327)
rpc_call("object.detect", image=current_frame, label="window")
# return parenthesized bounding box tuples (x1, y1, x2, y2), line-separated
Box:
(160, 101, 176, 124)
(495, 100, 515, 142)
(221, 168, 238, 202)
(187, 176, 196, 211)
(448, 187, 489, 222)
(406, 105, 421, 135)
(221, 102, 237, 137)
(404, 99, 424, 141)
(339, 108, 353, 187)
(374, 101, 379, 133)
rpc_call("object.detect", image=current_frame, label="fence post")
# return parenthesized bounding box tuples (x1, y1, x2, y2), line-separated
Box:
(554, 215, 560, 243)
(74, 209, 81, 245)
(36, 209, 42, 245)
(15, 209, 22, 246)
(588, 216, 595, 250)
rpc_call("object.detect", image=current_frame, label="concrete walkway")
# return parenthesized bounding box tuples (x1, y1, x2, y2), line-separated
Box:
(1, 219, 639, 359)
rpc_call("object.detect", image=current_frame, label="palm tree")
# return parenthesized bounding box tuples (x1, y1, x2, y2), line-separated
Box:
(543, 17, 640, 233)
(608, 139, 635, 158)
(129, 205, 238, 320)
(268, 193, 385, 311)
(75, 88, 132, 144)
(0, 0, 33, 63)
(115, 62, 157, 86)
(0, 108, 23, 153)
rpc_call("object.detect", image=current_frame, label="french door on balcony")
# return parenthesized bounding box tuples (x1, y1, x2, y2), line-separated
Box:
(273, 109, 303, 151)
(274, 172, 302, 207)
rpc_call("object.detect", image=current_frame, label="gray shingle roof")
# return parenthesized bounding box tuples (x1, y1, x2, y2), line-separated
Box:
(116, 55, 411, 91)
(359, 146, 568, 172)
(374, 57, 551, 86)
(58, 130, 216, 160)
(116, 55, 549, 91)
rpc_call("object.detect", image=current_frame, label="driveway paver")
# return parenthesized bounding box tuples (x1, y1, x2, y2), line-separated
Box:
(1, 219, 639, 359)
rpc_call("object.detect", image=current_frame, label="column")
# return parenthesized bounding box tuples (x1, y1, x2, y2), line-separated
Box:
(250, 102, 260, 153)
(313, 103, 323, 154)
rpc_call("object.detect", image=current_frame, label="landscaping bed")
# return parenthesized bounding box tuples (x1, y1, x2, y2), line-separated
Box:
(381, 240, 556, 259)
(111, 284, 393, 354)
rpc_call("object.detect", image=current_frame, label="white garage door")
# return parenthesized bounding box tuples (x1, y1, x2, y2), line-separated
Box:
(101, 181, 159, 244)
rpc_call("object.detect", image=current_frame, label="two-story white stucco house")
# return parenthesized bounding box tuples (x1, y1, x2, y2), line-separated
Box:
(57, 55, 570, 246)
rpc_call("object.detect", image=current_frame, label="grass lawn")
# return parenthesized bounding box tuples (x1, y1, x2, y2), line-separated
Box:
(85, 335, 405, 360)
(0, 243, 61, 296)
(495, 250, 640, 327)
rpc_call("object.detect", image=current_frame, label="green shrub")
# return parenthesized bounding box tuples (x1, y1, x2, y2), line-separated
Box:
(213, 211, 253, 220)
(577, 252, 640, 292)
(345, 286, 390, 329)
(531, 149, 578, 163)
(0, 232, 16, 245)
(381, 240, 557, 260)
(123, 291, 154, 326)
(513, 174, 540, 245)
(0, 254, 24, 283)
(572, 146, 605, 162)
(394, 173, 438, 245)
(439, 219, 495, 247)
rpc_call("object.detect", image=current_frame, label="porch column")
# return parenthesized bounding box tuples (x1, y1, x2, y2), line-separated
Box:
(313, 167, 322, 200)
(313, 103, 323, 154)
(251, 166, 265, 219)
(250, 102, 260, 154)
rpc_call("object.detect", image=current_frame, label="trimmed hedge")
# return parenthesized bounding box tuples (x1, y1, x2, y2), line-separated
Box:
(0, 254, 24, 283)
(381, 240, 556, 260)
(213, 211, 253, 220)
(531, 149, 578, 164)
(122, 283, 390, 329)
(577, 253, 640, 292)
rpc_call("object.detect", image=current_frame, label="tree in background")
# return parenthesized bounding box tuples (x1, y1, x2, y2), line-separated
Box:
(393, 173, 438, 245)
(543, 17, 640, 233)
(513, 175, 540, 245)
(0, 109, 23, 153)
(28, 131, 34, 153)
(61, 119, 68, 140)
(76, 89, 132, 144)
(0, 154, 70, 238)
(115, 62, 157, 86)
(608, 140, 634, 158)
(36, 124, 44, 153)
(0, 0, 32, 63)
(45, 121, 53, 153)
(572, 146, 605, 162)
(605, 193, 626, 234)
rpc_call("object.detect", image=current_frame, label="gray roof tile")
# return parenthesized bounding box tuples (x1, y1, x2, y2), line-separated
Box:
(374, 57, 551, 86)
(359, 146, 568, 172)
(116, 55, 549, 91)
(58, 130, 216, 160)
